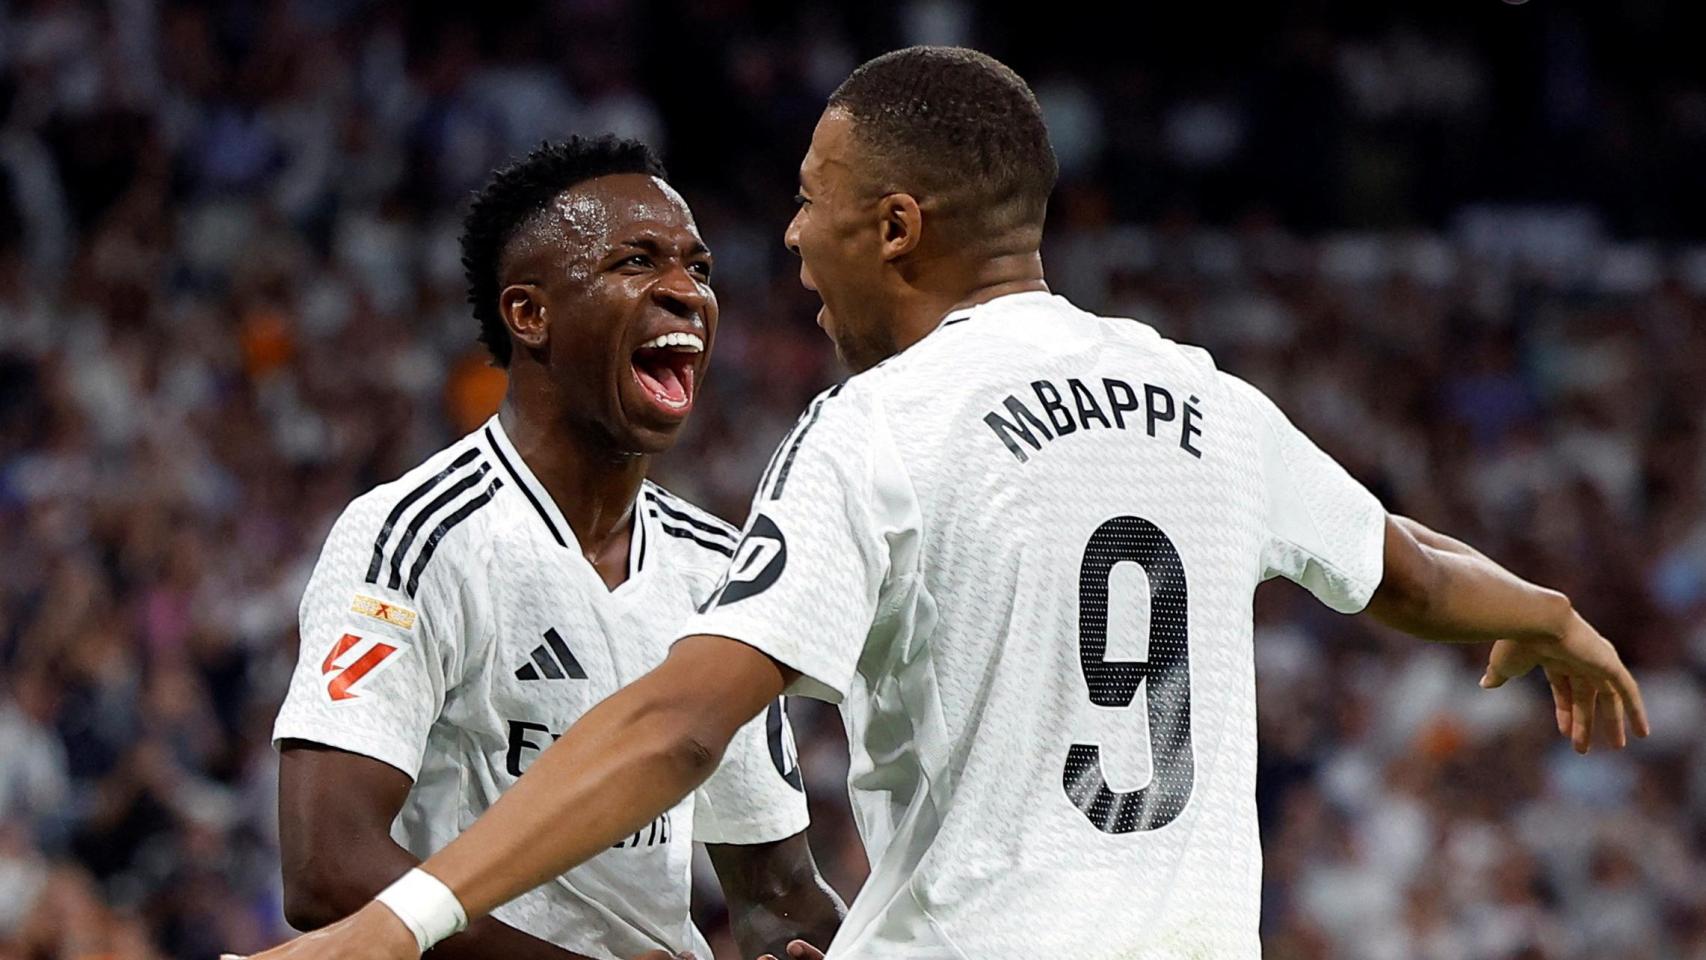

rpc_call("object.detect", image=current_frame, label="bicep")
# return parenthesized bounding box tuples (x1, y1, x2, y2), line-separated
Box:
(278, 741, 414, 872)
(1364, 515, 1446, 628)
(659, 635, 796, 753)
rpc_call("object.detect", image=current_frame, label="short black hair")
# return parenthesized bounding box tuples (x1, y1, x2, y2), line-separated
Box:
(828, 46, 1058, 245)
(461, 137, 668, 367)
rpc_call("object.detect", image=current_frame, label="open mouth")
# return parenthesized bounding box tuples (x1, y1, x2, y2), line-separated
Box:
(630, 331, 702, 415)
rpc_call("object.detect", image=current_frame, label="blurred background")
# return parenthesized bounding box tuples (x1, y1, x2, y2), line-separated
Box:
(1, 1, 1703, 958)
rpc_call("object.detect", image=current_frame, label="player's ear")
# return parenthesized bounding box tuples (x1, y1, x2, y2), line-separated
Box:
(501, 283, 549, 351)
(877, 193, 923, 261)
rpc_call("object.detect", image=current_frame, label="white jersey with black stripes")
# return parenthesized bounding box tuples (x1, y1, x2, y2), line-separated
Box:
(686, 291, 1387, 959)
(273, 415, 810, 959)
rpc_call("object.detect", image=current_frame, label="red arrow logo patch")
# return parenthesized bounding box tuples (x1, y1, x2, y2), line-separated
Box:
(321, 632, 400, 701)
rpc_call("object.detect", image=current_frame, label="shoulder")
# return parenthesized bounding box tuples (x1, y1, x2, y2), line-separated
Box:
(745, 380, 882, 504)
(641, 481, 740, 566)
(314, 432, 507, 604)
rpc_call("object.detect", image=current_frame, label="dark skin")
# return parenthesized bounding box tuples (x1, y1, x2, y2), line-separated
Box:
(277, 174, 843, 960)
(498, 173, 717, 587)
(783, 107, 1047, 375)
(278, 744, 842, 960)
(241, 102, 1647, 960)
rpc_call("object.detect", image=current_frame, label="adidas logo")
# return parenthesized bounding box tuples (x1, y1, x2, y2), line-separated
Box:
(515, 628, 587, 681)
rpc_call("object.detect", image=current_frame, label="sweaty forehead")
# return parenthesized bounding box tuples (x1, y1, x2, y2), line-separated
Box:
(552, 174, 699, 246)
(505, 174, 701, 278)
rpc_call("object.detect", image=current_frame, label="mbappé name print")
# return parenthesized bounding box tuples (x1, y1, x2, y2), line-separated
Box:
(983, 377, 1206, 464)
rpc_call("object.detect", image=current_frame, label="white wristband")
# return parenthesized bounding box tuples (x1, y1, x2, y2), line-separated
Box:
(374, 867, 468, 953)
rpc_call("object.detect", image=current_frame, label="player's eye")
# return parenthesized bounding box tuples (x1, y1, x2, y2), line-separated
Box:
(793, 192, 810, 208)
(620, 254, 653, 270)
(689, 260, 713, 281)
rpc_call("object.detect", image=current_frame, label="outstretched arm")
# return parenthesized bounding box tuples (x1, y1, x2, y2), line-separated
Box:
(1363, 515, 1649, 752)
(707, 834, 844, 959)
(277, 744, 608, 960)
(427, 635, 793, 918)
(234, 635, 793, 960)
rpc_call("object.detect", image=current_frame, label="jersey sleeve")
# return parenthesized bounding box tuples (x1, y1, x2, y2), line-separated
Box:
(692, 696, 811, 844)
(681, 385, 896, 703)
(1227, 375, 1388, 613)
(271, 499, 472, 779)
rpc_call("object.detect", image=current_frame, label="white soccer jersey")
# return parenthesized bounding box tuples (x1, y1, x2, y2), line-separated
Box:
(273, 415, 810, 959)
(686, 291, 1387, 959)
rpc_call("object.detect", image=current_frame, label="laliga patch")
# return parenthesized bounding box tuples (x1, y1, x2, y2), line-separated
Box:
(715, 513, 787, 607)
(320, 629, 407, 702)
(350, 594, 417, 631)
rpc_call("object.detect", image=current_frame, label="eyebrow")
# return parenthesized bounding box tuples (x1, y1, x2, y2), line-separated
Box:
(612, 235, 712, 258)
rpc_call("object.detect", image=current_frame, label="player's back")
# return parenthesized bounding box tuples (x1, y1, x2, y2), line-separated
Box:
(699, 291, 1384, 958)
(860, 290, 1282, 958)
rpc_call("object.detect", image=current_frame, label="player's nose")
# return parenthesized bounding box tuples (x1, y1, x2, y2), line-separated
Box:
(784, 212, 802, 256)
(651, 263, 708, 317)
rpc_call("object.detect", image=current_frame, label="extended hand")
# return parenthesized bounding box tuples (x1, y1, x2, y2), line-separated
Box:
(222, 902, 418, 960)
(1480, 610, 1650, 753)
(223, 905, 696, 960)
(758, 940, 826, 960)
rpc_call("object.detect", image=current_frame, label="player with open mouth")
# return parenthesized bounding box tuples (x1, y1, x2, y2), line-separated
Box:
(266, 137, 843, 960)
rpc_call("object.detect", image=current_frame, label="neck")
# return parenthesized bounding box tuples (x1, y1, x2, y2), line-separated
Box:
(890, 250, 1048, 355)
(496, 388, 647, 561)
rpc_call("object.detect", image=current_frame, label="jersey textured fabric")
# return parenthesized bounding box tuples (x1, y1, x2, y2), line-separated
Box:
(686, 291, 1387, 959)
(275, 415, 810, 958)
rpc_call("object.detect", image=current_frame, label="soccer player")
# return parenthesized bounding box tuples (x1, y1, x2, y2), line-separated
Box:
(237, 49, 1649, 960)
(267, 138, 843, 960)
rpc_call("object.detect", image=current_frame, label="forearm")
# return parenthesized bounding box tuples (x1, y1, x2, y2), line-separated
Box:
(725, 874, 845, 958)
(431, 918, 596, 960)
(279, 742, 598, 960)
(1392, 514, 1489, 561)
(708, 834, 845, 958)
(288, 817, 593, 960)
(422, 636, 786, 922)
(1366, 517, 1573, 644)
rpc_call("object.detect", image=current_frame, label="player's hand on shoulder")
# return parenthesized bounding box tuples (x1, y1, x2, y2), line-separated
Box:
(1479, 609, 1650, 754)
(757, 940, 826, 960)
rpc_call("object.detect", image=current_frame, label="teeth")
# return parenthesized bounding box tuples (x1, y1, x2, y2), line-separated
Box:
(637, 332, 704, 353)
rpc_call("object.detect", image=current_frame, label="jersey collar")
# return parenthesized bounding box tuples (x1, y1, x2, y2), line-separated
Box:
(481, 415, 574, 551)
(482, 416, 650, 581)
(934, 289, 1059, 332)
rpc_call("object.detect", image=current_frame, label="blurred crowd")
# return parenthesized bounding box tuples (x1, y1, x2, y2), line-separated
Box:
(1, 1, 1703, 959)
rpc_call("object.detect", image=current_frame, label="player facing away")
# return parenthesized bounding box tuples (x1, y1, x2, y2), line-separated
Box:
(267, 138, 844, 960)
(236, 50, 1649, 960)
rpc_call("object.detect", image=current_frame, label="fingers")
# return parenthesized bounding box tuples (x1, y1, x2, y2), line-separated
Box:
(1545, 668, 1571, 737)
(1607, 661, 1650, 740)
(1488, 626, 1652, 751)
(1570, 676, 1596, 754)
(1480, 640, 1514, 688)
(1602, 681, 1627, 749)
(788, 941, 827, 960)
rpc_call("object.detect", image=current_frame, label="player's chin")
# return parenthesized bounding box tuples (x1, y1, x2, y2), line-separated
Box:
(616, 375, 693, 452)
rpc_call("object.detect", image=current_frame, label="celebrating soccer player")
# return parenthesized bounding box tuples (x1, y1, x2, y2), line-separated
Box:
(238, 50, 1646, 960)
(268, 138, 843, 960)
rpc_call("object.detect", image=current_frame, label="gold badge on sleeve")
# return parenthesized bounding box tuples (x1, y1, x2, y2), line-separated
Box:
(350, 594, 418, 631)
